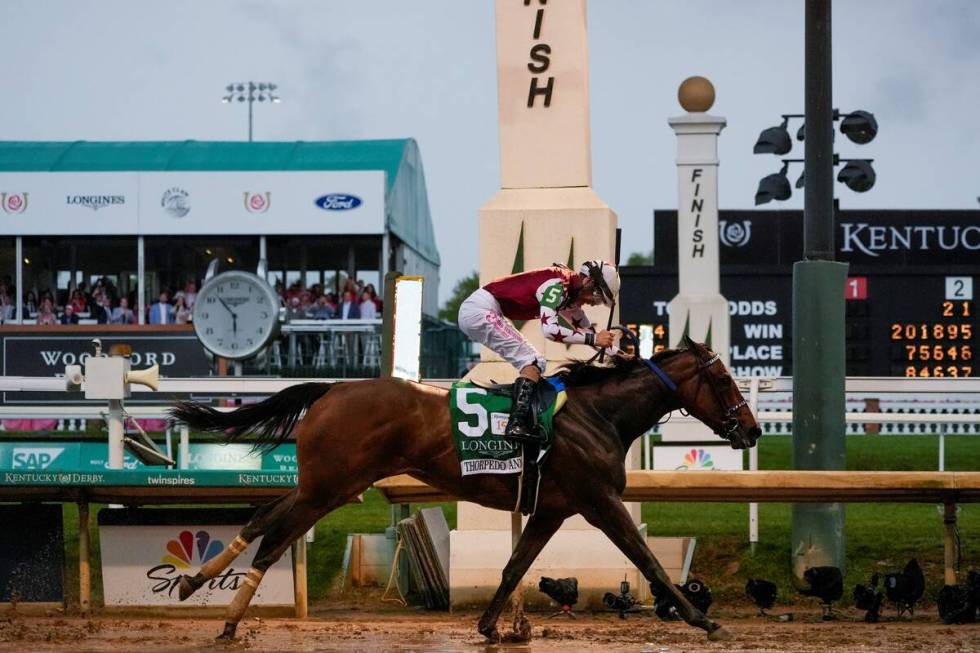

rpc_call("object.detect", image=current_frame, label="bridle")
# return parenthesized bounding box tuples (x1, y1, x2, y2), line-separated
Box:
(634, 338, 746, 441)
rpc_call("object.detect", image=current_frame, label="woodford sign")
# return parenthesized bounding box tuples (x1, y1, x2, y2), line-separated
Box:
(0, 326, 210, 405)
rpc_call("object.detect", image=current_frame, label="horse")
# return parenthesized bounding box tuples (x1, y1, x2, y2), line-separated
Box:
(169, 334, 761, 642)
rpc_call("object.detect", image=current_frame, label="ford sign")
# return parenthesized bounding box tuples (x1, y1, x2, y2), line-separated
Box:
(315, 194, 362, 211)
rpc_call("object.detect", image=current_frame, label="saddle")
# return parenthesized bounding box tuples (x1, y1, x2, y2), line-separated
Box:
(451, 376, 567, 516)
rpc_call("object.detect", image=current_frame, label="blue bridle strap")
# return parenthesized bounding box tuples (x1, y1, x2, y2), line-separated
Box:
(641, 357, 677, 393)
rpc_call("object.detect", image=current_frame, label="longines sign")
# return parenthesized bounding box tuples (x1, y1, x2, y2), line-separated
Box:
(654, 209, 980, 268)
(0, 331, 210, 405)
(0, 170, 384, 236)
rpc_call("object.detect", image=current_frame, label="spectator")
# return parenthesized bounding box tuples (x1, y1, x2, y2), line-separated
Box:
(0, 291, 14, 324)
(310, 295, 336, 319)
(174, 293, 192, 324)
(299, 291, 314, 316)
(364, 283, 382, 311)
(183, 281, 198, 309)
(341, 277, 358, 298)
(69, 289, 87, 314)
(110, 297, 136, 325)
(338, 290, 361, 319)
(359, 290, 377, 319)
(37, 298, 58, 325)
(59, 304, 80, 325)
(286, 296, 307, 321)
(92, 293, 112, 324)
(22, 291, 38, 318)
(149, 291, 174, 325)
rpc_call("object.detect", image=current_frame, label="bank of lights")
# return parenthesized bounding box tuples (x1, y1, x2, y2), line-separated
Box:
(753, 109, 878, 205)
(222, 82, 280, 104)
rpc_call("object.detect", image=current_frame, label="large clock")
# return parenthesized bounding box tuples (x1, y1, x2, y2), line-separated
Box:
(192, 270, 280, 360)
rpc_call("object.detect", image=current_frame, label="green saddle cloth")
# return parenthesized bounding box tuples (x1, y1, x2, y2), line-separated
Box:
(449, 379, 566, 476)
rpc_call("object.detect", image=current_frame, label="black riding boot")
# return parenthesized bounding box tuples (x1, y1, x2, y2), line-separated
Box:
(505, 376, 544, 443)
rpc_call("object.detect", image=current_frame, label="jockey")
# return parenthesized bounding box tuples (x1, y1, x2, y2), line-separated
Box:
(458, 260, 620, 443)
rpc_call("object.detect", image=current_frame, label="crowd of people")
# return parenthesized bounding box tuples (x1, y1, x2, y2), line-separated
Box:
(278, 278, 382, 321)
(0, 275, 383, 325)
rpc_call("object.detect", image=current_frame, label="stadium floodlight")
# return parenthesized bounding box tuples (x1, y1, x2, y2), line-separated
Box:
(837, 159, 876, 192)
(795, 169, 806, 189)
(755, 161, 793, 205)
(839, 110, 878, 145)
(222, 81, 281, 141)
(753, 118, 793, 155)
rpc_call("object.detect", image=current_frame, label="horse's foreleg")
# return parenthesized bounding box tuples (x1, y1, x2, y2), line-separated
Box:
(216, 492, 335, 641)
(477, 511, 564, 643)
(178, 489, 297, 601)
(581, 493, 729, 641)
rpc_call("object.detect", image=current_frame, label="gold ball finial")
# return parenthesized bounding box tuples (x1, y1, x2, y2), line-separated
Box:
(678, 76, 715, 113)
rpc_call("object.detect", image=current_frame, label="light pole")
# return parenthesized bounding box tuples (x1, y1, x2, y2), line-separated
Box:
(222, 82, 281, 142)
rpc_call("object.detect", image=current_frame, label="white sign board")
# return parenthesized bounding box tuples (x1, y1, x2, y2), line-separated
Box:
(0, 170, 384, 236)
(391, 276, 424, 382)
(653, 445, 744, 471)
(100, 523, 293, 606)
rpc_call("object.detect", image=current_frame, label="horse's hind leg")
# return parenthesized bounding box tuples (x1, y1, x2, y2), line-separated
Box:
(581, 493, 729, 641)
(476, 511, 564, 643)
(178, 488, 297, 601)
(216, 490, 354, 640)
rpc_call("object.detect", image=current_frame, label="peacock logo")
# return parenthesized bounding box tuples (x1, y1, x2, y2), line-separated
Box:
(676, 448, 714, 470)
(161, 530, 226, 569)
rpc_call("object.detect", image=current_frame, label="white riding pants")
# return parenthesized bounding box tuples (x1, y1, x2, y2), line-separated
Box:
(458, 289, 546, 372)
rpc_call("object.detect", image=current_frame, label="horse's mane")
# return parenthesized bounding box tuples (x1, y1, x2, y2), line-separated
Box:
(556, 348, 686, 387)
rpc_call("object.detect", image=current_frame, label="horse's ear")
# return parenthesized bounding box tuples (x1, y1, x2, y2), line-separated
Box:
(681, 333, 695, 349)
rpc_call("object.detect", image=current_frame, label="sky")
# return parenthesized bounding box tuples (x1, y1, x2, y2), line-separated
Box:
(2, 1, 978, 304)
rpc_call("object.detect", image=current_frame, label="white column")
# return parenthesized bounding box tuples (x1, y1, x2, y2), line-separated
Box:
(666, 79, 729, 362)
(14, 237, 23, 324)
(107, 399, 125, 469)
(137, 236, 146, 325)
(659, 78, 736, 452)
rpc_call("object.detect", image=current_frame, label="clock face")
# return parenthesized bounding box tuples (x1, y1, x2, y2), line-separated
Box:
(192, 271, 280, 360)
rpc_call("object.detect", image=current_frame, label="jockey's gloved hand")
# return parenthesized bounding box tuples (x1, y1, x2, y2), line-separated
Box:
(594, 329, 617, 348)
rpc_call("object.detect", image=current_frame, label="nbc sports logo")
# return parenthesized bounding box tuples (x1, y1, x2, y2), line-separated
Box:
(162, 529, 226, 569)
(676, 448, 714, 470)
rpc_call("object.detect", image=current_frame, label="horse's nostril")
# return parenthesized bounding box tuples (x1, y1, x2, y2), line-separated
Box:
(749, 426, 762, 440)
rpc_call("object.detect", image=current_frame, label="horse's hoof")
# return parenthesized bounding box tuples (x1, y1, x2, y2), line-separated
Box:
(215, 622, 237, 641)
(707, 625, 732, 641)
(177, 575, 199, 602)
(479, 626, 501, 644)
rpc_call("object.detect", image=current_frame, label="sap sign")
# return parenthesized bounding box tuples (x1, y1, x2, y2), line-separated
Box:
(12, 447, 65, 470)
(315, 194, 362, 211)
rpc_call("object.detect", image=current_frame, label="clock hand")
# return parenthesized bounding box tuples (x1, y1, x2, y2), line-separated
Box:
(217, 297, 238, 318)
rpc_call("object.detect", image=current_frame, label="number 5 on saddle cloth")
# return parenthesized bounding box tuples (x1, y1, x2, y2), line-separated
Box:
(450, 376, 567, 516)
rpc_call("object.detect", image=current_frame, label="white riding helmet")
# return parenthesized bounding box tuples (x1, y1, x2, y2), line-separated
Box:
(579, 260, 620, 306)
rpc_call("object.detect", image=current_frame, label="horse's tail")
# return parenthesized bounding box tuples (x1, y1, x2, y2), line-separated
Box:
(169, 382, 335, 453)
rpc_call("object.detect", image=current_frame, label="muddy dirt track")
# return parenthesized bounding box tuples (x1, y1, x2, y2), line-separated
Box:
(2, 609, 980, 653)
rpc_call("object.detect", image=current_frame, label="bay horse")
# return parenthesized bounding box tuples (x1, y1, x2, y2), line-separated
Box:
(170, 335, 760, 642)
